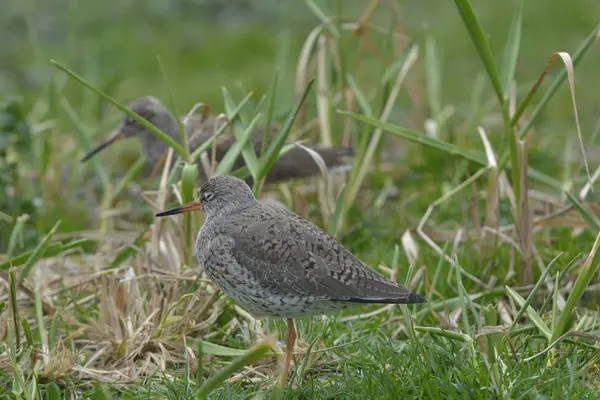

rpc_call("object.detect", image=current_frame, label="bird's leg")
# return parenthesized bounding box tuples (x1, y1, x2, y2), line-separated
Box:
(280, 318, 296, 385)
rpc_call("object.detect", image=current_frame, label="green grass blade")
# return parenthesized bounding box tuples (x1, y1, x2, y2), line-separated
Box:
(340, 110, 563, 190)
(564, 191, 600, 233)
(453, 0, 504, 105)
(304, 0, 338, 37)
(346, 74, 372, 117)
(551, 271, 560, 333)
(195, 340, 205, 387)
(34, 288, 46, 358)
(222, 88, 259, 179)
(214, 113, 262, 177)
(257, 78, 315, 180)
(187, 339, 276, 358)
(342, 111, 485, 164)
(181, 163, 199, 266)
(500, 0, 522, 95)
(417, 290, 505, 319)
(9, 270, 20, 351)
(551, 231, 600, 342)
(261, 68, 279, 158)
(19, 221, 61, 283)
(189, 126, 227, 164)
(508, 253, 561, 332)
(46, 382, 62, 400)
(380, 41, 415, 86)
(506, 286, 551, 339)
(48, 313, 60, 350)
(0, 239, 89, 270)
(21, 318, 34, 348)
(194, 338, 275, 399)
(425, 36, 442, 116)
(189, 91, 254, 163)
(414, 326, 473, 343)
(7, 214, 30, 259)
(157, 56, 190, 160)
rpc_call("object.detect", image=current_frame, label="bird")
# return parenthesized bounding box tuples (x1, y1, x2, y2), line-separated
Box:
(81, 96, 354, 184)
(155, 175, 426, 384)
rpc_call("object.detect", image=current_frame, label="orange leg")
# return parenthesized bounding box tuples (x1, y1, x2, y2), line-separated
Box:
(280, 318, 296, 385)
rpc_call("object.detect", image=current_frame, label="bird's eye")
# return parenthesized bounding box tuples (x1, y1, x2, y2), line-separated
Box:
(203, 192, 215, 201)
(125, 116, 136, 126)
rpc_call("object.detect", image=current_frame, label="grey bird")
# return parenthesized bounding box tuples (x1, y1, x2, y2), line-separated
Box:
(155, 175, 426, 383)
(81, 96, 353, 184)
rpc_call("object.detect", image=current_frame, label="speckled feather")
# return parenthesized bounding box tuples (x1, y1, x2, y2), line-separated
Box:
(120, 96, 353, 184)
(194, 176, 426, 318)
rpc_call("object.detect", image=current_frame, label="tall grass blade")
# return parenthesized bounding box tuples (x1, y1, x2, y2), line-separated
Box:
(261, 68, 279, 158)
(222, 88, 259, 179)
(189, 91, 254, 163)
(425, 36, 442, 116)
(34, 288, 48, 364)
(0, 239, 89, 270)
(564, 191, 600, 233)
(506, 286, 551, 339)
(214, 113, 262, 177)
(500, 0, 522, 95)
(453, 0, 504, 105)
(181, 163, 199, 265)
(304, 0, 339, 37)
(9, 270, 20, 351)
(7, 215, 30, 259)
(257, 78, 315, 180)
(341, 110, 563, 190)
(194, 337, 275, 399)
(19, 221, 61, 283)
(551, 231, 600, 342)
(509, 253, 562, 331)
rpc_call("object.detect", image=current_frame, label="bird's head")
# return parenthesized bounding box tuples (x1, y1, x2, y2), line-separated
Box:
(80, 96, 176, 162)
(155, 175, 257, 219)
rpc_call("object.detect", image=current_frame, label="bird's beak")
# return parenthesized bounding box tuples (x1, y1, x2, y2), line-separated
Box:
(80, 130, 123, 162)
(155, 200, 203, 217)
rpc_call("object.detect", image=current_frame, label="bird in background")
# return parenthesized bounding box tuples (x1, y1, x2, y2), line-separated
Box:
(81, 96, 354, 184)
(155, 175, 426, 384)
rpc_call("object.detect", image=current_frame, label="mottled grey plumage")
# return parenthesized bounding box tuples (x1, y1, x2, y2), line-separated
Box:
(155, 175, 425, 382)
(83, 96, 354, 184)
(194, 175, 425, 316)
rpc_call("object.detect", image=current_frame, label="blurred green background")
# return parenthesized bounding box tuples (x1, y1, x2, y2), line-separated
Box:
(1, 0, 599, 249)
(3, 0, 598, 114)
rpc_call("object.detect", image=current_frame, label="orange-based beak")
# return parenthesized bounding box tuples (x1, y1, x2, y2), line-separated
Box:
(155, 200, 202, 217)
(80, 130, 123, 162)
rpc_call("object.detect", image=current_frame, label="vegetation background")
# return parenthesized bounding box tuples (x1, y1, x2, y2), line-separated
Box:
(1, 0, 600, 398)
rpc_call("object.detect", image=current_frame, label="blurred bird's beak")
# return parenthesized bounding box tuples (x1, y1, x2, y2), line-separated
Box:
(155, 200, 202, 217)
(80, 130, 123, 162)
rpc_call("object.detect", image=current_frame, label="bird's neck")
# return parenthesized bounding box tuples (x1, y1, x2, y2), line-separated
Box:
(140, 111, 182, 164)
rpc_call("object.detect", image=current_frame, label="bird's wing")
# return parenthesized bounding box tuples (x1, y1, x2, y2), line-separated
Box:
(224, 205, 424, 304)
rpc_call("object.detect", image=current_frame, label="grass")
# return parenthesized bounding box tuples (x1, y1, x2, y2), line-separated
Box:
(2, 0, 600, 398)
